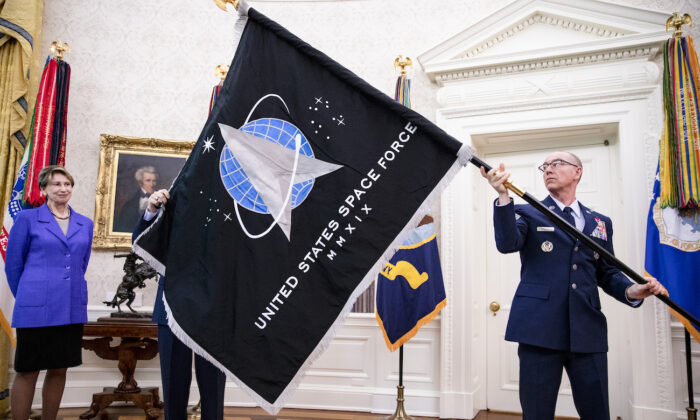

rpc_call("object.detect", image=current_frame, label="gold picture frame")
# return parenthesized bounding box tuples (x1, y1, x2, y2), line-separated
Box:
(93, 134, 195, 250)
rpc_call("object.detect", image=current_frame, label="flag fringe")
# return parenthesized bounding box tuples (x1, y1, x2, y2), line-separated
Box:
(376, 298, 446, 352)
(669, 308, 700, 344)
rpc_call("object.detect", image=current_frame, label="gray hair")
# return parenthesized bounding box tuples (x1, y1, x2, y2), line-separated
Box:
(134, 166, 158, 184)
(564, 152, 582, 168)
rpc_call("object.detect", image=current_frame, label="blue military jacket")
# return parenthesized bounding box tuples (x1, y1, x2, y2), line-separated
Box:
(493, 196, 639, 353)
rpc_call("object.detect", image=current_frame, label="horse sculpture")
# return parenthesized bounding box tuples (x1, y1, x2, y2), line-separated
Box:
(103, 253, 158, 313)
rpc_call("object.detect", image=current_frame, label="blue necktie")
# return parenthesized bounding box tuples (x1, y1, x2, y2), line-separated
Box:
(562, 206, 575, 227)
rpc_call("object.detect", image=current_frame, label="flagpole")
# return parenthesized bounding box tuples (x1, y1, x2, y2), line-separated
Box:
(685, 329, 697, 420)
(383, 56, 415, 420)
(468, 155, 700, 328)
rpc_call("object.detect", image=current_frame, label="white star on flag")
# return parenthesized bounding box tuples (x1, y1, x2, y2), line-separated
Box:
(202, 136, 215, 153)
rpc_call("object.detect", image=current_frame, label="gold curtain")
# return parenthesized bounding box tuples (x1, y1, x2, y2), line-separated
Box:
(0, 0, 43, 415)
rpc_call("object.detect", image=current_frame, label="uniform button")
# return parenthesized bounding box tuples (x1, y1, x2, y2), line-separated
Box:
(572, 283, 577, 289)
(572, 264, 578, 270)
(65, 266, 70, 270)
(64, 277, 69, 280)
(574, 246, 579, 252)
(65, 253, 70, 257)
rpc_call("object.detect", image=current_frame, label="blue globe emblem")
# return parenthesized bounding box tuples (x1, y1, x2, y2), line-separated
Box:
(220, 118, 314, 213)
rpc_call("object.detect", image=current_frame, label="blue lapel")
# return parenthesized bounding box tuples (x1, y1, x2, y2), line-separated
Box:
(38, 204, 68, 245)
(66, 206, 84, 240)
(579, 202, 598, 237)
(542, 196, 563, 217)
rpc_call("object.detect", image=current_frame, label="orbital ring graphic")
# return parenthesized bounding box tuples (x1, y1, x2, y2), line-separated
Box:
(229, 93, 303, 239)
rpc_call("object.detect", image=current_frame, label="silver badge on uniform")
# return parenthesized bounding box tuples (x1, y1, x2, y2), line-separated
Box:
(541, 241, 554, 252)
(593, 252, 599, 260)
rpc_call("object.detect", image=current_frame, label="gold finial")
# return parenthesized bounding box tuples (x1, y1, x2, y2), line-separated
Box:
(215, 64, 229, 82)
(49, 40, 70, 61)
(666, 12, 692, 38)
(394, 55, 413, 75)
(214, 0, 239, 11)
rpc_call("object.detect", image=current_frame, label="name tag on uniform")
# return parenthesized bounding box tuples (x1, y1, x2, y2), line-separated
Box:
(537, 226, 555, 232)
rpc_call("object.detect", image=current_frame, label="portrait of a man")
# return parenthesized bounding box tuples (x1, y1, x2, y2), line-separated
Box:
(111, 153, 186, 234)
(112, 166, 159, 233)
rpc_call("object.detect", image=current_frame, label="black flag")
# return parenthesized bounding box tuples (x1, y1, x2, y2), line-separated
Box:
(134, 4, 468, 413)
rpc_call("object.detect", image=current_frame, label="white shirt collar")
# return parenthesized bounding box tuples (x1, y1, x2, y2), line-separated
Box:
(549, 195, 581, 218)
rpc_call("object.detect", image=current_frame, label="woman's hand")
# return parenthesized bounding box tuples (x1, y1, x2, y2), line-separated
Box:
(147, 189, 170, 213)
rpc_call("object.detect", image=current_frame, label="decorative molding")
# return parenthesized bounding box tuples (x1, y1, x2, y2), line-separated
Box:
(418, 0, 671, 84)
(440, 185, 455, 391)
(438, 87, 658, 120)
(644, 87, 663, 198)
(456, 12, 630, 60)
(436, 46, 659, 83)
(435, 60, 660, 109)
(654, 299, 673, 409)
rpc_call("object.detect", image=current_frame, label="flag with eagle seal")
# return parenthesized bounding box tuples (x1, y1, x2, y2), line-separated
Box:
(134, 2, 470, 413)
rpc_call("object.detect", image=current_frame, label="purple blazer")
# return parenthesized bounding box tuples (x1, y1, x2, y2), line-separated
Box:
(5, 204, 93, 328)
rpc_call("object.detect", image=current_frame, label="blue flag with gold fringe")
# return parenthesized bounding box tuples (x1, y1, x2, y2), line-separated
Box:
(376, 221, 446, 351)
(645, 172, 700, 341)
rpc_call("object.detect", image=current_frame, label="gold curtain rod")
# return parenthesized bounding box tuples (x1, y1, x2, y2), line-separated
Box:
(214, 0, 239, 11)
(49, 40, 70, 61)
(394, 55, 412, 75)
(666, 12, 692, 38)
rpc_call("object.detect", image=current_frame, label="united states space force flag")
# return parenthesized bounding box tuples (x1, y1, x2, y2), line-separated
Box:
(134, 3, 469, 413)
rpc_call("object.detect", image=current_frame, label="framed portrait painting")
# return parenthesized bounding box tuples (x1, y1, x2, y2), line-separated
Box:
(93, 134, 195, 250)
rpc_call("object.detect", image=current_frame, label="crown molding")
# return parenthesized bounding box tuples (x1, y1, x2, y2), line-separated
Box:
(437, 85, 658, 120)
(456, 12, 631, 61)
(418, 0, 670, 84)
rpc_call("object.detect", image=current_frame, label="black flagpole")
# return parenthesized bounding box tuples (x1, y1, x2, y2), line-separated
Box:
(685, 329, 697, 420)
(469, 155, 700, 328)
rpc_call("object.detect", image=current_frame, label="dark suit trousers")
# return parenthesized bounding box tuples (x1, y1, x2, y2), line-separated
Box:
(518, 343, 609, 420)
(158, 325, 226, 420)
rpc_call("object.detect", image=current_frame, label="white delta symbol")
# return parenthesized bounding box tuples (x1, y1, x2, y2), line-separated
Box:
(218, 94, 342, 240)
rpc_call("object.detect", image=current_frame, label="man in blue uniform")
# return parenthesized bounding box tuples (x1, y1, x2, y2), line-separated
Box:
(481, 151, 664, 420)
(133, 189, 226, 420)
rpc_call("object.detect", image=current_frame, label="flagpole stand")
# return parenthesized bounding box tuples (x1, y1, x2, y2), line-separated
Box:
(685, 329, 697, 420)
(385, 346, 414, 420)
(385, 385, 414, 420)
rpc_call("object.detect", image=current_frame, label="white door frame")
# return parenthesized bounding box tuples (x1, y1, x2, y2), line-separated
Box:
(436, 91, 676, 419)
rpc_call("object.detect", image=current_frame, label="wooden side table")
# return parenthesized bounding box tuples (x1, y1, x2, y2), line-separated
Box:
(80, 317, 163, 419)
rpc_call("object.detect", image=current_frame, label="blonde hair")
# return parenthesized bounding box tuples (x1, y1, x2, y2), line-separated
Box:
(38, 165, 75, 189)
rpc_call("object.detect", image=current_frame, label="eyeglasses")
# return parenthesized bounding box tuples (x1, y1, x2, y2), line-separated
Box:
(538, 159, 579, 172)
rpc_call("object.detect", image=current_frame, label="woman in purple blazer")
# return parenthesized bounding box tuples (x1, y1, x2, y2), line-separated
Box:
(5, 166, 93, 420)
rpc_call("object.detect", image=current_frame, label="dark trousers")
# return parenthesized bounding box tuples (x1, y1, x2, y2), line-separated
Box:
(518, 343, 609, 420)
(158, 325, 226, 420)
